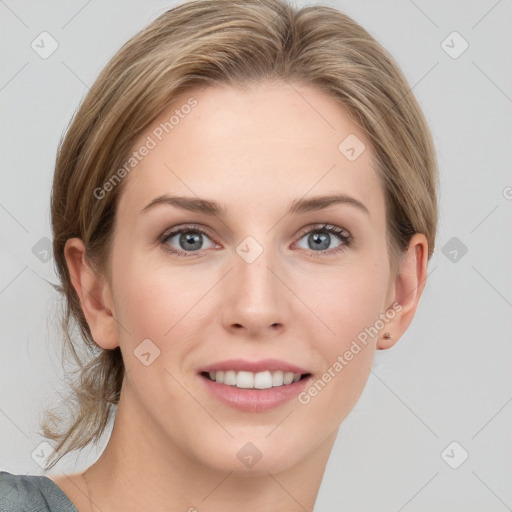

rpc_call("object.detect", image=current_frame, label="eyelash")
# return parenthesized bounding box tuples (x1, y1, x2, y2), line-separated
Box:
(158, 223, 352, 258)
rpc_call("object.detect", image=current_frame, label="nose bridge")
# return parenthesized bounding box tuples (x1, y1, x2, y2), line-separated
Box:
(225, 233, 285, 330)
(235, 233, 278, 299)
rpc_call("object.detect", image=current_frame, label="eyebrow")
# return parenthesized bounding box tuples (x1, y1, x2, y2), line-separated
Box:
(140, 193, 370, 217)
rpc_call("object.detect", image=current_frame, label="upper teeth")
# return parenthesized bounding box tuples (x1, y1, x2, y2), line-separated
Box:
(208, 370, 302, 389)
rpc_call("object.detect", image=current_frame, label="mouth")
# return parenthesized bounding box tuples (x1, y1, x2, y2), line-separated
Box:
(197, 359, 313, 412)
(200, 370, 311, 389)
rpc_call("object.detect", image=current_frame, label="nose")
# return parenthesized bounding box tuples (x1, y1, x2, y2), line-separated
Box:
(221, 240, 288, 338)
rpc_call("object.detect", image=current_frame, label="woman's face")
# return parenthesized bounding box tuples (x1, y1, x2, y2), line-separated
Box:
(104, 81, 399, 474)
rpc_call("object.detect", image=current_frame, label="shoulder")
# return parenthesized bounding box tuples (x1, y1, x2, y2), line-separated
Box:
(0, 471, 78, 512)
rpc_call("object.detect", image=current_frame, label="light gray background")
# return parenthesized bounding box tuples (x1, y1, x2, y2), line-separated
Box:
(1, 1, 511, 510)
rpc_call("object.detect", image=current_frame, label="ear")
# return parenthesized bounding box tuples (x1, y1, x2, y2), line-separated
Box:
(377, 233, 429, 350)
(64, 237, 119, 350)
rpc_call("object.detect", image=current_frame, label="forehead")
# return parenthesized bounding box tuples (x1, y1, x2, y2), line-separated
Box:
(118, 81, 385, 226)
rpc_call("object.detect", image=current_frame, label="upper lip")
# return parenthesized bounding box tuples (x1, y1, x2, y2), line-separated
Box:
(198, 358, 310, 375)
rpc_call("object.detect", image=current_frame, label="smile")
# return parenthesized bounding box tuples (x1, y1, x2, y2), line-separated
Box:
(202, 370, 307, 389)
(197, 359, 312, 412)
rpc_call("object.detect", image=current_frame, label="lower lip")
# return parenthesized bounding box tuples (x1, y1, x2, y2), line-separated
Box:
(199, 374, 312, 412)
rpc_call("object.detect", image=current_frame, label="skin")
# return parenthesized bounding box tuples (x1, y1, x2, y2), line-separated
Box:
(48, 81, 428, 511)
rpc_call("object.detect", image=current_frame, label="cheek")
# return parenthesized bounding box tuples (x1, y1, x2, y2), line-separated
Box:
(300, 260, 389, 417)
(111, 249, 177, 340)
(111, 251, 213, 361)
(307, 259, 389, 343)
(111, 258, 194, 407)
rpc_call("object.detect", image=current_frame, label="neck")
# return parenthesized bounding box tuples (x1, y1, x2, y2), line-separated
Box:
(84, 382, 337, 512)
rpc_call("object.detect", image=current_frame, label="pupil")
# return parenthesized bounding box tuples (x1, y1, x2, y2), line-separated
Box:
(181, 232, 202, 250)
(310, 232, 329, 250)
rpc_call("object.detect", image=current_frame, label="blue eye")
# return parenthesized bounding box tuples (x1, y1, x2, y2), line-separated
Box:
(160, 225, 217, 257)
(294, 224, 351, 257)
(159, 223, 352, 258)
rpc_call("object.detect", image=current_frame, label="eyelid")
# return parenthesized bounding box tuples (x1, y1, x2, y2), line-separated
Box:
(159, 223, 215, 242)
(295, 223, 351, 240)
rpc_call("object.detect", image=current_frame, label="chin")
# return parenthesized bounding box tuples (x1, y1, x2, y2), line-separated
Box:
(188, 429, 309, 476)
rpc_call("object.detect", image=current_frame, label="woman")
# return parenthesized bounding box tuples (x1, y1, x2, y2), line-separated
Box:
(0, 0, 437, 510)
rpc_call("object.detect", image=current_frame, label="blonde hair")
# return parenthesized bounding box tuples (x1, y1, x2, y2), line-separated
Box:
(41, 0, 438, 469)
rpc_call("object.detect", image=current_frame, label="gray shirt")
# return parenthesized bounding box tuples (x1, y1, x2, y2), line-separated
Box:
(0, 471, 78, 512)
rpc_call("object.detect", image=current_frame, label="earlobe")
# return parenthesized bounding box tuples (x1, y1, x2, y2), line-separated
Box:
(377, 233, 429, 350)
(64, 238, 119, 350)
